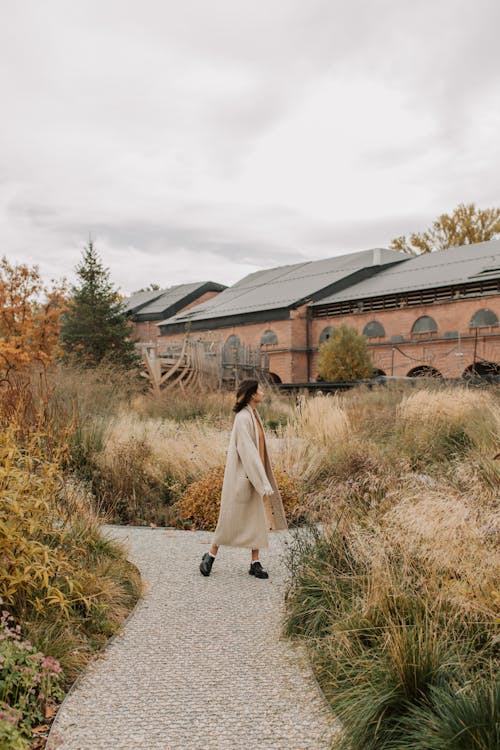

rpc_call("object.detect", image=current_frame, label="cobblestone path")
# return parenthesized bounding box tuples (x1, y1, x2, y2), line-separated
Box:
(49, 525, 338, 750)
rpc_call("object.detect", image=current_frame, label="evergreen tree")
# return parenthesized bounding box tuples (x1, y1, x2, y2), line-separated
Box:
(61, 242, 141, 368)
(317, 324, 373, 382)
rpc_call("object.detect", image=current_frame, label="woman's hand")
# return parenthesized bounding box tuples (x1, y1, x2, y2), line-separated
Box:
(263, 480, 274, 496)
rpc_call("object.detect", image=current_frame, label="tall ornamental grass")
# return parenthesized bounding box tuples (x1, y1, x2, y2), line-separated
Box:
(282, 384, 499, 750)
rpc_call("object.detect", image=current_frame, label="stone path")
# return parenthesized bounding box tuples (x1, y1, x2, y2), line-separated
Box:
(48, 525, 338, 750)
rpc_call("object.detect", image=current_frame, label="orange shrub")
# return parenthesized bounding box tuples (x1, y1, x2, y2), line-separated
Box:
(175, 466, 303, 530)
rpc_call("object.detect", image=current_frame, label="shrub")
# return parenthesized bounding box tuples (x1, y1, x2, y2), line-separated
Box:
(0, 604, 64, 746)
(317, 324, 373, 382)
(283, 520, 499, 750)
(175, 466, 303, 530)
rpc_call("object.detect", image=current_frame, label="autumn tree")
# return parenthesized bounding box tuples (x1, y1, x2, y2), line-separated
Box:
(60, 242, 141, 369)
(132, 283, 161, 293)
(390, 203, 500, 255)
(0, 257, 67, 377)
(317, 325, 373, 382)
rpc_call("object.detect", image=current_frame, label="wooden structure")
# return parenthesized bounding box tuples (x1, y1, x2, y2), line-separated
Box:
(138, 338, 269, 394)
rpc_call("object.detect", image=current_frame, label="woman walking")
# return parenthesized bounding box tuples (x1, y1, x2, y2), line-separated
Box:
(199, 379, 288, 579)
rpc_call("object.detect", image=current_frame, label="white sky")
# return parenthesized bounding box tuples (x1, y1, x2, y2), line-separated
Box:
(1, 0, 499, 294)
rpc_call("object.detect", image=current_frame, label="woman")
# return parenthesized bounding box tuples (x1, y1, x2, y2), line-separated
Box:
(199, 379, 288, 579)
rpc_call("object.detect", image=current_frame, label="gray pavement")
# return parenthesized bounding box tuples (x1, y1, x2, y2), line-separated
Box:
(48, 525, 339, 750)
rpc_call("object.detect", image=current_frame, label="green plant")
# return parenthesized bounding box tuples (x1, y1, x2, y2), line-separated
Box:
(0, 713, 28, 750)
(0, 605, 64, 742)
(317, 324, 373, 382)
(60, 241, 141, 369)
(283, 513, 499, 750)
(401, 678, 500, 750)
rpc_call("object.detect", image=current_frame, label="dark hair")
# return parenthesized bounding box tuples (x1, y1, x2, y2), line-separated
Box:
(232, 378, 259, 413)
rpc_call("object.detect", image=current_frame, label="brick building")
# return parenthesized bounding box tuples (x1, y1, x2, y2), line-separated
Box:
(157, 248, 405, 382)
(157, 240, 500, 383)
(311, 239, 500, 380)
(126, 281, 226, 345)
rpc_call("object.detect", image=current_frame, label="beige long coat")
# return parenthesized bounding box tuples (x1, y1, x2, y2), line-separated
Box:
(212, 405, 288, 549)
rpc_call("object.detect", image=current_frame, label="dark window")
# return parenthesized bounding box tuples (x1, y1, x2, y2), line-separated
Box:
(407, 365, 442, 378)
(411, 316, 438, 334)
(363, 320, 385, 338)
(319, 326, 334, 344)
(223, 335, 241, 364)
(470, 309, 499, 328)
(260, 329, 278, 345)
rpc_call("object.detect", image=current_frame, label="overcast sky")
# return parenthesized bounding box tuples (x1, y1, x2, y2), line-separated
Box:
(1, 0, 499, 295)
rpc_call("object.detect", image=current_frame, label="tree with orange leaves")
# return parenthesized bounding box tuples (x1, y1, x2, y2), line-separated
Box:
(0, 256, 67, 377)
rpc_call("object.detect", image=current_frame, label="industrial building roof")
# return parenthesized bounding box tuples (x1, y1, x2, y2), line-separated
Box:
(313, 238, 500, 306)
(125, 289, 166, 315)
(125, 281, 226, 321)
(160, 247, 404, 327)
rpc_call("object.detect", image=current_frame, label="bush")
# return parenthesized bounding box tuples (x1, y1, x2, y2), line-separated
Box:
(0, 393, 142, 747)
(175, 466, 303, 530)
(283, 521, 499, 750)
(317, 324, 373, 382)
(402, 678, 500, 749)
(0, 605, 64, 745)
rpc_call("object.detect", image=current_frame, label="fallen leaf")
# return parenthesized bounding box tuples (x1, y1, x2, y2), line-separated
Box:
(32, 723, 50, 732)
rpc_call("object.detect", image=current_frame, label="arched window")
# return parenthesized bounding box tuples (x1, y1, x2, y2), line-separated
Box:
(223, 335, 241, 364)
(260, 329, 278, 345)
(411, 316, 438, 335)
(463, 361, 500, 379)
(319, 326, 334, 344)
(407, 365, 442, 378)
(363, 320, 385, 338)
(470, 309, 499, 328)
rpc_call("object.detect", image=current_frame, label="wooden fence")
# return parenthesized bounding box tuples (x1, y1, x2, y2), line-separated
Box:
(136, 338, 269, 394)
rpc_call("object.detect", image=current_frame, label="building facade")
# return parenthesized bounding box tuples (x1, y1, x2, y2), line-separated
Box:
(156, 240, 500, 383)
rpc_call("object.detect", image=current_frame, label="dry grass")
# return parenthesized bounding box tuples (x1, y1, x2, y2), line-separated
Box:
(100, 412, 229, 486)
(282, 383, 499, 749)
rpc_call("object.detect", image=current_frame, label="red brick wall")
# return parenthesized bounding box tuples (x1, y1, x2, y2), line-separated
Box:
(177, 290, 220, 314)
(157, 294, 499, 382)
(158, 317, 296, 383)
(131, 320, 160, 344)
(311, 295, 500, 378)
(130, 291, 222, 345)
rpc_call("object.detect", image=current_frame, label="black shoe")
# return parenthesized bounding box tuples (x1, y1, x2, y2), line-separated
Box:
(249, 561, 269, 579)
(200, 552, 215, 577)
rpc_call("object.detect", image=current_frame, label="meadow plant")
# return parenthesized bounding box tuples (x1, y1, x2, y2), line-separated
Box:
(0, 602, 64, 746)
(175, 465, 303, 530)
(282, 384, 499, 749)
(0, 372, 142, 750)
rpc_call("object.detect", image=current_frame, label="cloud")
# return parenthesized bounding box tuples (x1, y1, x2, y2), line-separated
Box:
(0, 0, 499, 294)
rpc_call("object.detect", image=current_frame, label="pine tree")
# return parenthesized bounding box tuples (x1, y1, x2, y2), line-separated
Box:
(317, 325, 373, 382)
(61, 242, 141, 368)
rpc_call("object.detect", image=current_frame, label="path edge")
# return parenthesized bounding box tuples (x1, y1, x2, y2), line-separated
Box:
(46, 525, 145, 749)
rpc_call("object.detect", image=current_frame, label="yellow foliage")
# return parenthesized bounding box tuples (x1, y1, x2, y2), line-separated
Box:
(0, 426, 103, 618)
(175, 466, 302, 530)
(317, 324, 373, 382)
(0, 257, 67, 375)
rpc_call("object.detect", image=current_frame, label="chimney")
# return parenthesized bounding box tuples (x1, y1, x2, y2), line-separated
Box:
(372, 247, 381, 265)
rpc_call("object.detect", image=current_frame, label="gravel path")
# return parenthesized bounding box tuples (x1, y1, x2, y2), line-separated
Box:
(48, 525, 339, 750)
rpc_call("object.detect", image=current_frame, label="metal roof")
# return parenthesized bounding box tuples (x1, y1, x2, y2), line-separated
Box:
(312, 238, 500, 306)
(160, 248, 403, 326)
(125, 289, 165, 314)
(126, 281, 226, 320)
